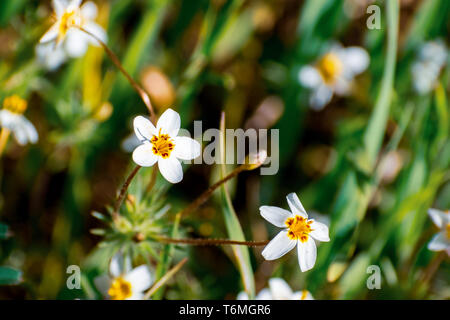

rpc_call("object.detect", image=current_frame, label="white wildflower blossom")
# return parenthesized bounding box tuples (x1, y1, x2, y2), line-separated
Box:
(260, 193, 330, 272)
(298, 44, 369, 110)
(132, 108, 201, 184)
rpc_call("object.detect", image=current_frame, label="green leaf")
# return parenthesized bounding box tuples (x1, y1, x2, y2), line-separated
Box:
(0, 267, 22, 285)
(218, 113, 255, 299)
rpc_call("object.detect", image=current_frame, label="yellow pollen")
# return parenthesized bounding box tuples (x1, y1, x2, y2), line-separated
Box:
(3, 95, 27, 114)
(300, 290, 308, 300)
(151, 129, 175, 159)
(108, 277, 133, 300)
(285, 215, 313, 242)
(446, 223, 450, 240)
(58, 10, 81, 42)
(317, 53, 343, 85)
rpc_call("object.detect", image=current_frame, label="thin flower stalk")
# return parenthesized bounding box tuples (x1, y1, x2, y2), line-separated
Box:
(76, 26, 157, 123)
(154, 236, 269, 247)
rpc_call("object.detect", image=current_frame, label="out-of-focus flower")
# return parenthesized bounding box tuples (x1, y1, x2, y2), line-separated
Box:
(132, 109, 201, 184)
(94, 252, 153, 300)
(298, 44, 369, 110)
(237, 278, 313, 300)
(140, 66, 176, 110)
(427, 208, 450, 256)
(411, 40, 448, 95)
(0, 95, 38, 145)
(39, 0, 107, 58)
(35, 42, 68, 71)
(260, 193, 330, 272)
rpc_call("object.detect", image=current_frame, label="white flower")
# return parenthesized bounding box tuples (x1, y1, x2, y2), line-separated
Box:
(39, 0, 107, 58)
(0, 95, 38, 145)
(132, 108, 201, 184)
(298, 44, 369, 110)
(237, 278, 313, 300)
(260, 192, 330, 272)
(427, 208, 450, 256)
(411, 40, 448, 95)
(94, 252, 153, 300)
(35, 42, 68, 71)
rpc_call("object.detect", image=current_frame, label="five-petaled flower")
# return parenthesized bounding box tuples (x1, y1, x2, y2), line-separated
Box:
(237, 277, 313, 300)
(427, 208, 450, 256)
(0, 95, 38, 146)
(260, 192, 330, 272)
(132, 108, 201, 184)
(94, 252, 153, 300)
(39, 0, 107, 58)
(298, 44, 369, 110)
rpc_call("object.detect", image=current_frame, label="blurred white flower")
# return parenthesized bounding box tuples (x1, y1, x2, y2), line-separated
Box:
(260, 193, 330, 272)
(35, 42, 68, 71)
(411, 40, 448, 95)
(39, 0, 107, 58)
(132, 109, 201, 184)
(94, 252, 153, 300)
(298, 44, 369, 110)
(0, 95, 38, 145)
(237, 278, 313, 300)
(427, 208, 450, 256)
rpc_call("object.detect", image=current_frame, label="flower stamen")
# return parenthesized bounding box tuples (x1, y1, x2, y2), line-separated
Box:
(285, 215, 313, 242)
(108, 277, 132, 300)
(151, 129, 175, 159)
(317, 53, 343, 85)
(3, 95, 27, 115)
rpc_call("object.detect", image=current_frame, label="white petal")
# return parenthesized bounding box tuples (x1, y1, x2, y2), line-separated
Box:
(64, 29, 89, 57)
(12, 121, 29, 145)
(94, 275, 111, 297)
(428, 208, 446, 229)
(52, 0, 67, 16)
(109, 252, 131, 277)
(343, 47, 370, 75)
(309, 220, 330, 242)
(286, 193, 307, 217)
(84, 22, 107, 45)
(237, 292, 249, 300)
(255, 288, 272, 300)
(260, 206, 293, 228)
(297, 238, 317, 272)
(134, 116, 156, 142)
(132, 144, 158, 167)
(22, 118, 38, 144)
(39, 24, 59, 43)
(427, 232, 448, 252)
(156, 108, 180, 137)
(127, 292, 144, 300)
(261, 230, 296, 260)
(68, 0, 82, 9)
(173, 136, 201, 160)
(268, 278, 293, 300)
(309, 84, 333, 111)
(81, 1, 98, 19)
(125, 265, 153, 292)
(298, 65, 322, 89)
(158, 156, 183, 184)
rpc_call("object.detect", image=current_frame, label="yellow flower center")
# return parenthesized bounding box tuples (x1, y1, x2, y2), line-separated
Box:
(3, 95, 27, 114)
(300, 290, 309, 300)
(58, 10, 81, 42)
(317, 53, 343, 85)
(108, 277, 133, 300)
(285, 215, 313, 242)
(151, 129, 175, 159)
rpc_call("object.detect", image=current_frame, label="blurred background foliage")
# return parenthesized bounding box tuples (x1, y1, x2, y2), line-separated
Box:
(0, 0, 449, 299)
